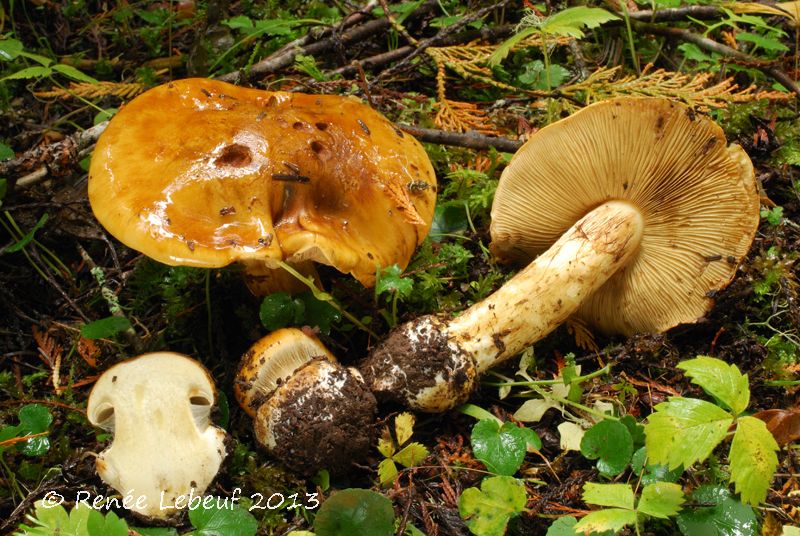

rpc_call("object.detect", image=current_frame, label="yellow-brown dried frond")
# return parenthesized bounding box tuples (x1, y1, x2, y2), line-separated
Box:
(560, 65, 791, 111)
(435, 98, 499, 134)
(732, 1, 799, 25)
(566, 317, 599, 353)
(35, 81, 145, 100)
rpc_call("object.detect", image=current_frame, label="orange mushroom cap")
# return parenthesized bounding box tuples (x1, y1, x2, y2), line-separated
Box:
(88, 78, 436, 287)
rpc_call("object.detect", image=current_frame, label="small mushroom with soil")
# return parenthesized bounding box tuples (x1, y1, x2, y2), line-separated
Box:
(360, 97, 760, 412)
(235, 328, 377, 474)
(86, 352, 227, 518)
(88, 78, 436, 294)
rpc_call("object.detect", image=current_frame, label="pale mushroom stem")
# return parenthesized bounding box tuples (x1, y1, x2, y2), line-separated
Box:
(362, 200, 644, 412)
(452, 200, 643, 371)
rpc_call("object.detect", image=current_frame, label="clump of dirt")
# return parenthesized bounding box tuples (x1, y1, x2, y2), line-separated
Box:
(260, 359, 378, 475)
(360, 315, 476, 409)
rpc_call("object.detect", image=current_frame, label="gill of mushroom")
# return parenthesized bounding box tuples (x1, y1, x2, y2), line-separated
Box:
(359, 97, 760, 413)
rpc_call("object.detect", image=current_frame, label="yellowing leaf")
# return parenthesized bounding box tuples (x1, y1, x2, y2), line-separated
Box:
(730, 416, 779, 506)
(378, 458, 399, 487)
(645, 398, 733, 470)
(582, 482, 635, 510)
(637, 483, 685, 519)
(393, 442, 429, 468)
(377, 433, 395, 458)
(557, 422, 584, 451)
(678, 356, 750, 415)
(394, 412, 416, 446)
(574, 509, 637, 534)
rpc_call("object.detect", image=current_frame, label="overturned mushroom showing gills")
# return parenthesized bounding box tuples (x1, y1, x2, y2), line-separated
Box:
(88, 78, 436, 292)
(235, 328, 377, 474)
(86, 352, 226, 518)
(361, 97, 760, 412)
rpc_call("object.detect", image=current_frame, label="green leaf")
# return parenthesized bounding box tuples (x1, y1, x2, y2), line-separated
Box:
(676, 485, 757, 536)
(458, 476, 526, 536)
(394, 412, 416, 445)
(636, 482, 684, 519)
(259, 292, 303, 330)
(0, 38, 24, 61)
(5, 213, 49, 253)
(678, 356, 750, 415)
(736, 32, 789, 52)
(296, 291, 340, 334)
(471, 420, 530, 476)
(87, 508, 129, 536)
(580, 420, 633, 476)
(17, 404, 52, 456)
(51, 64, 99, 84)
(0, 142, 14, 160)
(729, 416, 779, 505)
(645, 397, 733, 469)
(0, 179, 7, 208)
(430, 202, 469, 239)
(134, 528, 180, 536)
(487, 26, 539, 67)
(581, 483, 634, 510)
(376, 265, 413, 299)
(393, 442, 429, 468)
(80, 316, 132, 340)
(187, 504, 258, 536)
(540, 6, 619, 38)
(94, 108, 118, 125)
(573, 509, 637, 535)
(314, 489, 394, 536)
(1, 65, 51, 81)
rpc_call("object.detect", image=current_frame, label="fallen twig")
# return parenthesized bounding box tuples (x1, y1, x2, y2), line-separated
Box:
(625, 5, 724, 22)
(398, 124, 522, 152)
(636, 22, 800, 97)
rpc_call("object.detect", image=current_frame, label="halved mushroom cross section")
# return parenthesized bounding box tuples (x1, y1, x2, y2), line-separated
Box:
(89, 78, 436, 287)
(86, 353, 226, 519)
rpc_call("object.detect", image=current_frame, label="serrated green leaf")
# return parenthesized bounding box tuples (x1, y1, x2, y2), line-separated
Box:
(17, 404, 52, 456)
(87, 507, 129, 536)
(314, 489, 394, 536)
(52, 63, 99, 84)
(645, 397, 733, 469)
(676, 485, 757, 536)
(580, 420, 633, 476)
(188, 504, 258, 536)
(0, 38, 24, 61)
(581, 483, 635, 510)
(471, 420, 529, 476)
(296, 291, 340, 334)
(487, 26, 539, 67)
(1, 65, 51, 81)
(678, 356, 750, 415)
(393, 442, 429, 468)
(458, 476, 526, 536)
(394, 412, 415, 445)
(376, 265, 413, 299)
(573, 509, 637, 534)
(80, 316, 132, 340)
(729, 416, 779, 505)
(540, 6, 619, 38)
(378, 458, 399, 487)
(736, 32, 789, 52)
(259, 292, 302, 330)
(637, 482, 684, 519)
(377, 436, 395, 458)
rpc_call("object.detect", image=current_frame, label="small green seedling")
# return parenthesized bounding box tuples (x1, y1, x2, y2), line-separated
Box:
(645, 356, 779, 505)
(377, 412, 430, 487)
(313, 489, 394, 536)
(459, 476, 527, 536)
(573, 482, 685, 535)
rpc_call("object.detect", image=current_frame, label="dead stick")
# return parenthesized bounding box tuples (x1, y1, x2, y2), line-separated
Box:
(398, 125, 522, 152)
(625, 5, 724, 22)
(636, 23, 800, 97)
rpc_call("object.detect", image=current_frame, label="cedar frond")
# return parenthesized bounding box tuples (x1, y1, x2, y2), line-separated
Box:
(35, 81, 145, 100)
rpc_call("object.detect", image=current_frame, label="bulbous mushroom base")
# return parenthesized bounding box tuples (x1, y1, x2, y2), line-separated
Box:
(360, 316, 478, 412)
(255, 358, 377, 475)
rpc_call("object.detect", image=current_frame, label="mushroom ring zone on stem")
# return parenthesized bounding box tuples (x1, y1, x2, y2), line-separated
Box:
(86, 352, 227, 519)
(88, 78, 436, 291)
(235, 328, 377, 475)
(360, 97, 760, 412)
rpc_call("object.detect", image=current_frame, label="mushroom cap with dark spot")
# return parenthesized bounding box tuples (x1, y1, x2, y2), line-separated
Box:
(89, 78, 436, 287)
(490, 97, 759, 335)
